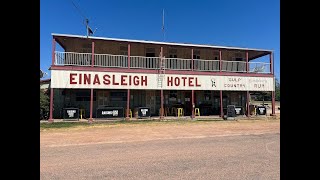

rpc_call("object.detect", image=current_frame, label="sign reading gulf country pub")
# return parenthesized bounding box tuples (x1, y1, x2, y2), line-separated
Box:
(51, 70, 274, 91)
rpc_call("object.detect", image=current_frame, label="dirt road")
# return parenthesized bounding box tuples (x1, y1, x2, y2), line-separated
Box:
(40, 120, 280, 179)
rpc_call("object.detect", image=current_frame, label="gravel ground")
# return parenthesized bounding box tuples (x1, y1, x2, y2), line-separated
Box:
(40, 120, 280, 180)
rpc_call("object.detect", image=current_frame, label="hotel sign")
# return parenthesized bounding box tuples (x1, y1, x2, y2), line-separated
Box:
(51, 70, 274, 91)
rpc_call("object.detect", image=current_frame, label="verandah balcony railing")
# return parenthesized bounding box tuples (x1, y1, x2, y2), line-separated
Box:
(54, 51, 271, 73)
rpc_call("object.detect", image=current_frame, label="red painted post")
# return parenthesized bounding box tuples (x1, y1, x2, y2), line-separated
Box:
(160, 46, 164, 119)
(91, 41, 95, 67)
(272, 52, 275, 75)
(128, 43, 131, 69)
(270, 52, 273, 74)
(219, 50, 222, 72)
(48, 88, 54, 123)
(192, 90, 195, 118)
(271, 52, 275, 116)
(126, 43, 131, 120)
(191, 49, 194, 71)
(246, 51, 249, 73)
(52, 38, 56, 65)
(126, 89, 130, 120)
(89, 89, 93, 123)
(220, 90, 223, 117)
(272, 91, 276, 115)
(247, 91, 250, 117)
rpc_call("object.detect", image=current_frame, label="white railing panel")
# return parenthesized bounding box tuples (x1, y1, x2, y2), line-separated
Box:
(249, 62, 271, 73)
(54, 52, 272, 74)
(193, 59, 220, 71)
(164, 58, 192, 70)
(221, 60, 247, 73)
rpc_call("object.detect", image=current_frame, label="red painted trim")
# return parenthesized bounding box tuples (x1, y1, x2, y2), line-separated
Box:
(160, 46, 164, 119)
(126, 89, 130, 118)
(50, 66, 274, 77)
(272, 52, 274, 75)
(89, 88, 93, 120)
(246, 51, 249, 72)
(160, 90, 164, 119)
(48, 88, 54, 121)
(246, 91, 250, 117)
(52, 38, 56, 65)
(51, 66, 158, 73)
(192, 90, 195, 118)
(271, 91, 275, 115)
(128, 43, 130, 69)
(220, 90, 223, 117)
(191, 49, 194, 71)
(219, 50, 222, 73)
(270, 52, 272, 74)
(91, 41, 95, 67)
(40, 79, 51, 83)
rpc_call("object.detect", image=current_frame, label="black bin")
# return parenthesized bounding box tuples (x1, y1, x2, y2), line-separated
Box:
(135, 107, 151, 118)
(63, 108, 79, 120)
(96, 107, 124, 119)
(256, 106, 267, 115)
(235, 106, 244, 116)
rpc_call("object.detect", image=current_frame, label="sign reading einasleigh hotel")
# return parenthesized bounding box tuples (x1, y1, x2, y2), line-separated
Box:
(51, 70, 274, 91)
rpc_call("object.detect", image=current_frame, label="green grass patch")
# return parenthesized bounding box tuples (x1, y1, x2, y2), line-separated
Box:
(40, 119, 212, 130)
(40, 122, 90, 129)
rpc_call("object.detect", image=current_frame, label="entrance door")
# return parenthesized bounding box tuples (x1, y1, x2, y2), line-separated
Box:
(146, 91, 156, 115)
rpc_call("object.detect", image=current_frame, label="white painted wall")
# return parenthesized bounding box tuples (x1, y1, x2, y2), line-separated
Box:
(51, 70, 274, 91)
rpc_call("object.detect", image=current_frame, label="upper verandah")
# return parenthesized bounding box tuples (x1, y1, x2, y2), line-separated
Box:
(51, 33, 274, 74)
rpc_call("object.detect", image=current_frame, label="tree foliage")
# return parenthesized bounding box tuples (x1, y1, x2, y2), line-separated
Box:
(275, 77, 280, 101)
(40, 90, 49, 118)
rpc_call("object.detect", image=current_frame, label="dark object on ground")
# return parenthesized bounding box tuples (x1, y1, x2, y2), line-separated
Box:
(278, 107, 280, 110)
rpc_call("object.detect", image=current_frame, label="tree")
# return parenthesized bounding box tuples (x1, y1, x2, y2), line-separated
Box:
(275, 77, 280, 101)
(40, 90, 49, 119)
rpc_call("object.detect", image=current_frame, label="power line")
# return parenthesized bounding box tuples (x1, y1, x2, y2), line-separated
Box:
(69, 0, 87, 20)
(68, 0, 98, 37)
(162, 9, 165, 41)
